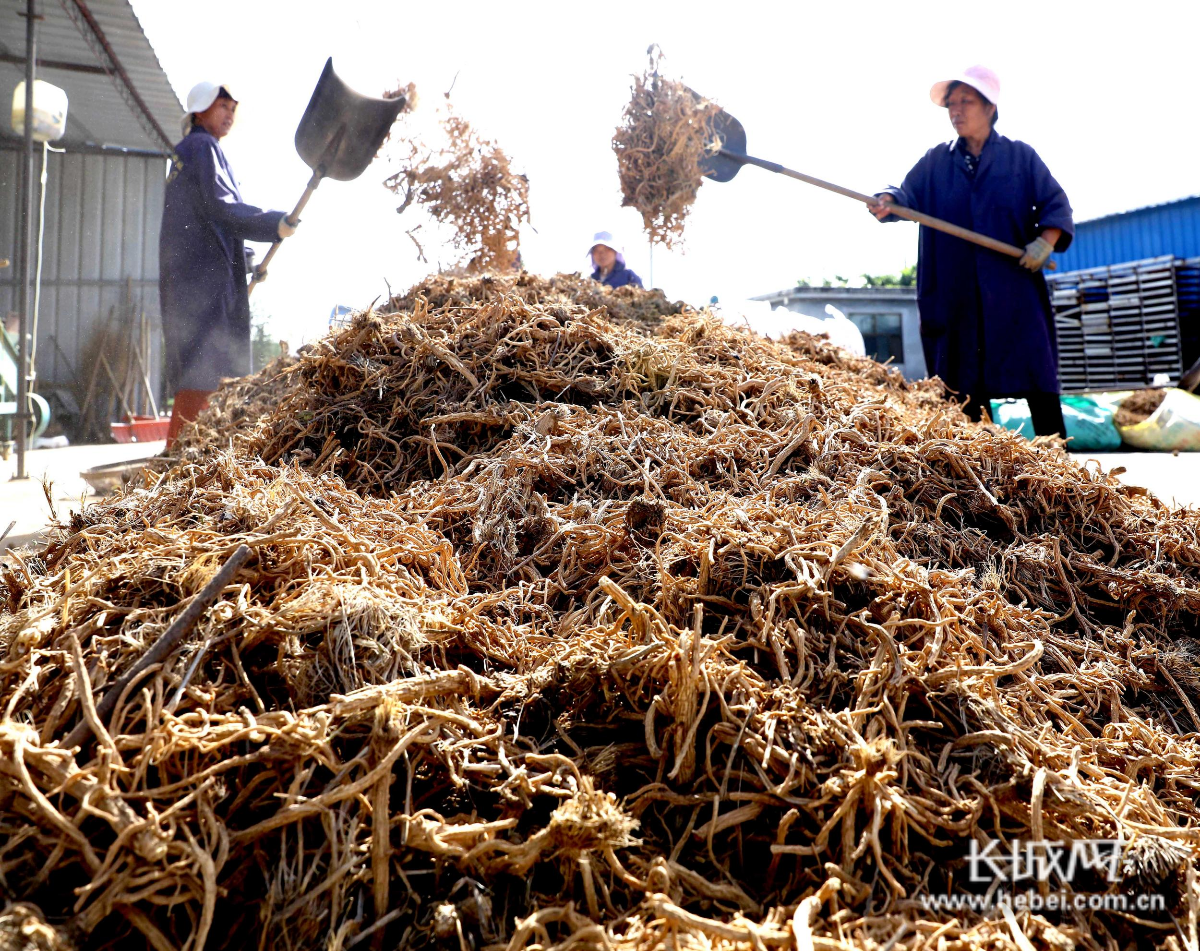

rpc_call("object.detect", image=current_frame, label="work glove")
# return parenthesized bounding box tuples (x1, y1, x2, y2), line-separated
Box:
(1019, 236, 1054, 271)
(277, 215, 299, 239)
(252, 264, 268, 284)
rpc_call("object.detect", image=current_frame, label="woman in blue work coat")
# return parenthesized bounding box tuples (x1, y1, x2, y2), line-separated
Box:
(588, 231, 643, 289)
(868, 66, 1074, 436)
(159, 82, 296, 446)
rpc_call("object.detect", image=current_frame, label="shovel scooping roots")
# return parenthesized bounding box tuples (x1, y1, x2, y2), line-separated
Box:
(385, 95, 530, 273)
(5, 271, 1200, 950)
(614, 46, 721, 248)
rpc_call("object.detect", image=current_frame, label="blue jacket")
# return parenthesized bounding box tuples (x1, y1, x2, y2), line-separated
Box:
(592, 265, 643, 289)
(882, 129, 1074, 396)
(159, 127, 284, 390)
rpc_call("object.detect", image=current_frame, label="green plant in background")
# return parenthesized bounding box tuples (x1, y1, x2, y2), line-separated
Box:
(251, 320, 279, 373)
(796, 265, 916, 289)
(861, 265, 916, 287)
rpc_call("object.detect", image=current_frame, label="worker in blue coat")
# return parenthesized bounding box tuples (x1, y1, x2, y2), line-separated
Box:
(588, 231, 643, 289)
(868, 66, 1074, 436)
(159, 81, 296, 446)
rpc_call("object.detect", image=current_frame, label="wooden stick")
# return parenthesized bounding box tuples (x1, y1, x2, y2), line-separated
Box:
(62, 544, 253, 750)
(115, 277, 137, 417)
(79, 306, 115, 436)
(130, 325, 159, 418)
(99, 351, 135, 420)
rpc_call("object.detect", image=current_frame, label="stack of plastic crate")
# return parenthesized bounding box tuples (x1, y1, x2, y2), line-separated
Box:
(1048, 255, 1183, 392)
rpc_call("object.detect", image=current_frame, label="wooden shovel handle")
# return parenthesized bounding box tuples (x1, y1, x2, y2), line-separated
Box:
(728, 151, 1055, 271)
(248, 170, 323, 296)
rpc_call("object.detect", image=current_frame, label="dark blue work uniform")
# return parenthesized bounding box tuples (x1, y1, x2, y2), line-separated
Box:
(592, 265, 643, 289)
(881, 129, 1074, 429)
(159, 126, 285, 391)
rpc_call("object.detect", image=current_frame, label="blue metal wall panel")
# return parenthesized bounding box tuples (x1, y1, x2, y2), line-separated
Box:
(1054, 197, 1200, 271)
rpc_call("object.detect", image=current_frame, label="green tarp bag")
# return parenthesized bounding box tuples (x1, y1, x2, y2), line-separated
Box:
(991, 396, 1122, 451)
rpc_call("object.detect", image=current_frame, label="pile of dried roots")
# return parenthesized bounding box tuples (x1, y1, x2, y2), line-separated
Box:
(386, 271, 688, 333)
(1114, 388, 1166, 428)
(385, 99, 530, 273)
(613, 46, 720, 248)
(4, 275, 1200, 951)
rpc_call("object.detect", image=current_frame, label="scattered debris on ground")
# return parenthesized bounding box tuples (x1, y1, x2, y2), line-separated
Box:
(4, 274, 1200, 951)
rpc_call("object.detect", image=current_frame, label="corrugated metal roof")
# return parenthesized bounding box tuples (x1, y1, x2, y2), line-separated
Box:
(1076, 194, 1200, 226)
(0, 0, 180, 153)
(1054, 195, 1200, 273)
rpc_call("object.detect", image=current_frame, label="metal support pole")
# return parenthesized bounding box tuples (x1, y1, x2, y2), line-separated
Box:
(14, 0, 38, 481)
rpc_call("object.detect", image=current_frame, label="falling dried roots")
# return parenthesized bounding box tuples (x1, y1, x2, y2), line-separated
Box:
(385, 97, 529, 273)
(3, 271, 1200, 951)
(613, 46, 721, 248)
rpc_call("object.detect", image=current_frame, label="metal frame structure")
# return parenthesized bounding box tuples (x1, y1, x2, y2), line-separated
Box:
(13, 0, 37, 478)
(8, 0, 177, 479)
(57, 0, 173, 152)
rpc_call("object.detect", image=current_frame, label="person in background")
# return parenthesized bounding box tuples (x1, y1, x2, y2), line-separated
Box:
(588, 231, 643, 288)
(159, 81, 297, 448)
(867, 66, 1074, 437)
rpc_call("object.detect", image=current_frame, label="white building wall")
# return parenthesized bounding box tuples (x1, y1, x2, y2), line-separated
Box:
(753, 287, 927, 380)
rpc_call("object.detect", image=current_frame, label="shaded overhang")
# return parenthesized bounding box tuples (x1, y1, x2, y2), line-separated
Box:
(0, 0, 180, 154)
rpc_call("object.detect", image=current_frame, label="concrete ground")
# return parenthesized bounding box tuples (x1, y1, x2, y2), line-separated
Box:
(1, 441, 165, 550)
(1, 443, 1198, 553)
(1069, 452, 1200, 509)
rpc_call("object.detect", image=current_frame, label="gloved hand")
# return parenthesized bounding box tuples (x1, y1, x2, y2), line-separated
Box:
(277, 215, 299, 239)
(1019, 236, 1054, 271)
(252, 264, 268, 284)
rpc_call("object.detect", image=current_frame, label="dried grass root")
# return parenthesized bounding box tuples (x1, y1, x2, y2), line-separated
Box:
(384, 96, 529, 273)
(1114, 387, 1166, 427)
(613, 45, 721, 248)
(4, 269, 1200, 951)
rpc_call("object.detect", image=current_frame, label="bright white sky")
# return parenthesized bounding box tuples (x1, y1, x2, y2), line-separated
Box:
(130, 0, 1199, 346)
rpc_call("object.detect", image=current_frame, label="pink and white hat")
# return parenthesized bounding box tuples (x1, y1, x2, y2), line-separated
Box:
(930, 65, 1001, 107)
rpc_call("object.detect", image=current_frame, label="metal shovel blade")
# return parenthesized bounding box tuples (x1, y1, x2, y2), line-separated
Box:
(294, 58, 408, 182)
(700, 107, 748, 183)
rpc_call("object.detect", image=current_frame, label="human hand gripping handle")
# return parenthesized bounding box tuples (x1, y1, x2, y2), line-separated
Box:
(253, 216, 299, 284)
(867, 193, 896, 221)
(1019, 236, 1054, 271)
(248, 170, 322, 297)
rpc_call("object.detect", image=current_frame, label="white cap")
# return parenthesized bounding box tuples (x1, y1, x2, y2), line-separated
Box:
(181, 81, 236, 135)
(929, 65, 1000, 107)
(586, 230, 626, 269)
